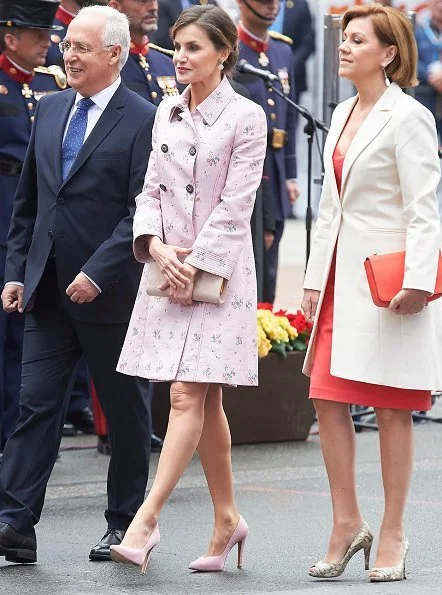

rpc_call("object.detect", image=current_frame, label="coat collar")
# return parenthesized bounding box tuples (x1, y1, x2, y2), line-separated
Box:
(168, 76, 236, 126)
(328, 82, 402, 205)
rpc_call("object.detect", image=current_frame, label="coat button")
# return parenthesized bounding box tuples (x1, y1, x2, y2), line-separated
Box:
(48, 231, 54, 239)
(161, 144, 168, 153)
(189, 146, 196, 156)
(57, 197, 64, 204)
(160, 184, 167, 191)
(186, 184, 194, 194)
(177, 115, 182, 121)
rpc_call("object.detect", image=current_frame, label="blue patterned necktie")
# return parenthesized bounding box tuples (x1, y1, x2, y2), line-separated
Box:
(61, 97, 95, 181)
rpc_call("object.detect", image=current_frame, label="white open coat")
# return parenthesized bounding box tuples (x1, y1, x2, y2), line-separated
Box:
(303, 83, 442, 390)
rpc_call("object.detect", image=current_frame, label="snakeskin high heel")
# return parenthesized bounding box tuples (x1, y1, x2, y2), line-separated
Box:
(369, 537, 409, 582)
(308, 521, 373, 579)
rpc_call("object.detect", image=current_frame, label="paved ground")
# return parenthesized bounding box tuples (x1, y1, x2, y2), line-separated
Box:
(2, 408, 442, 594)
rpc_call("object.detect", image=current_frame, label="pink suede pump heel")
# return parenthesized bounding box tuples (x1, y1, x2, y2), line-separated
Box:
(189, 516, 248, 572)
(110, 525, 160, 575)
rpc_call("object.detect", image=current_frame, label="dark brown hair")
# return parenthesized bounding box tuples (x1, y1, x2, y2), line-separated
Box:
(172, 5, 238, 75)
(342, 3, 418, 88)
(0, 26, 23, 52)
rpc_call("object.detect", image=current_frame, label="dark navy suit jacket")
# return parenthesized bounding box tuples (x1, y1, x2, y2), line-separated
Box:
(282, 0, 315, 97)
(235, 38, 297, 222)
(5, 83, 156, 324)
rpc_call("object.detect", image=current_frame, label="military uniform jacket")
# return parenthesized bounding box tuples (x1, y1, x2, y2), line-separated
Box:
(0, 56, 66, 248)
(235, 30, 297, 222)
(121, 43, 180, 106)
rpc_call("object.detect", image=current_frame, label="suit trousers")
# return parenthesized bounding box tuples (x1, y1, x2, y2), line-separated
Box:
(0, 259, 152, 539)
(0, 300, 24, 451)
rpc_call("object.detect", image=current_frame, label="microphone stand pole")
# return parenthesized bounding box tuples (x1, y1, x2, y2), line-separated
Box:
(264, 80, 328, 268)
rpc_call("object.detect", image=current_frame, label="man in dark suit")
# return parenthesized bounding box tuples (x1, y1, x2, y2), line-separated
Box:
(0, 4, 156, 564)
(154, 0, 218, 50)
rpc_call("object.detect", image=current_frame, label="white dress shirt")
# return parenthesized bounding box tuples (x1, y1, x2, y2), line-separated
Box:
(7, 76, 122, 293)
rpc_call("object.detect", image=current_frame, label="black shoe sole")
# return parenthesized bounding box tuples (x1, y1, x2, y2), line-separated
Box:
(0, 547, 37, 564)
(89, 552, 112, 561)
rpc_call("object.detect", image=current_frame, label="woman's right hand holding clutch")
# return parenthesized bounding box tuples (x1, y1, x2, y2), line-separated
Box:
(147, 236, 193, 290)
(302, 289, 320, 323)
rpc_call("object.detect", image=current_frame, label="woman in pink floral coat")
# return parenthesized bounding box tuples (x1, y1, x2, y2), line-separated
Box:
(111, 5, 267, 575)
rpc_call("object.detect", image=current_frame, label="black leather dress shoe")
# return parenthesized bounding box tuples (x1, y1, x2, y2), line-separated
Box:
(89, 528, 125, 561)
(66, 407, 95, 434)
(0, 522, 37, 563)
(151, 433, 163, 452)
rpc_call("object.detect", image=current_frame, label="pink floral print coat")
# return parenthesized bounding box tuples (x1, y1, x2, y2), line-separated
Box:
(117, 77, 267, 386)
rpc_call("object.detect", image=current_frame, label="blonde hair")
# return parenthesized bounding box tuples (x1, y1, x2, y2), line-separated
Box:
(342, 3, 418, 88)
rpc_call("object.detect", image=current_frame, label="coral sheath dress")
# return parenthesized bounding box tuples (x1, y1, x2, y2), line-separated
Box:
(309, 146, 431, 411)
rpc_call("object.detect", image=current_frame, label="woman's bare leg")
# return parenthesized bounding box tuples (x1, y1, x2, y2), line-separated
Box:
(121, 381, 209, 548)
(373, 407, 413, 568)
(196, 384, 239, 555)
(311, 398, 363, 564)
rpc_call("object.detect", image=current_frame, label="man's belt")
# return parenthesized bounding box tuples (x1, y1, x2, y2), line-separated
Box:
(268, 128, 287, 150)
(0, 159, 23, 176)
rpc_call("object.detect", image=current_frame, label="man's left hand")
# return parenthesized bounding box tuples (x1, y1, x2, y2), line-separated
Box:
(66, 272, 99, 304)
(286, 180, 301, 205)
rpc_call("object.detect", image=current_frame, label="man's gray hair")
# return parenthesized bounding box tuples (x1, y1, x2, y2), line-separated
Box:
(77, 5, 130, 71)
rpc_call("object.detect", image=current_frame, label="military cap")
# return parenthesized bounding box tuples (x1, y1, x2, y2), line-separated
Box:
(0, 0, 63, 31)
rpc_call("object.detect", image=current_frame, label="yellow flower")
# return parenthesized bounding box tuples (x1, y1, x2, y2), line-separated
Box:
(276, 315, 298, 340)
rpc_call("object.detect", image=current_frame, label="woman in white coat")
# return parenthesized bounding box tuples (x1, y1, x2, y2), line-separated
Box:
(302, 4, 441, 583)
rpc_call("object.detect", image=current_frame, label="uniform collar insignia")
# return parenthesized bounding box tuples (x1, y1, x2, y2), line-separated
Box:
(0, 54, 33, 85)
(56, 6, 75, 27)
(237, 22, 269, 53)
(130, 37, 150, 56)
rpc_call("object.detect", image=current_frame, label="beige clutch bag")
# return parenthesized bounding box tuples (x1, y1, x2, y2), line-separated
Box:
(146, 261, 228, 305)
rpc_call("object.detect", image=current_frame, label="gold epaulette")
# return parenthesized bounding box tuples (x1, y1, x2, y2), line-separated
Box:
(148, 43, 174, 58)
(269, 31, 293, 46)
(33, 65, 67, 89)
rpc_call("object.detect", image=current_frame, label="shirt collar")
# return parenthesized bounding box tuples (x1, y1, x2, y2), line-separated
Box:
(168, 76, 236, 126)
(74, 76, 121, 111)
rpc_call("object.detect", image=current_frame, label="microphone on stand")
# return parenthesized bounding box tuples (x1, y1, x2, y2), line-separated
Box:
(237, 59, 279, 83)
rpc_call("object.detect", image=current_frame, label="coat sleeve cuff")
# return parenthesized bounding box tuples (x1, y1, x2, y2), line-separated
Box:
(133, 204, 163, 263)
(185, 249, 235, 280)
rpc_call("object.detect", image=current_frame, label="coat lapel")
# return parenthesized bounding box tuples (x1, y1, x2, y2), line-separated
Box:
(53, 90, 76, 188)
(61, 83, 127, 187)
(340, 83, 402, 200)
(325, 97, 358, 206)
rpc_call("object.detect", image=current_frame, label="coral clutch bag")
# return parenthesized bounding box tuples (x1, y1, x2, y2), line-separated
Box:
(364, 251, 442, 308)
(146, 261, 228, 305)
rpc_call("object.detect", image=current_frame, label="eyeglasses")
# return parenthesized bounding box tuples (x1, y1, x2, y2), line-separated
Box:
(58, 41, 115, 55)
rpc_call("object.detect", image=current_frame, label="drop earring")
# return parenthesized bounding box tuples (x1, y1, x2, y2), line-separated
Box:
(218, 60, 224, 71)
(382, 64, 390, 87)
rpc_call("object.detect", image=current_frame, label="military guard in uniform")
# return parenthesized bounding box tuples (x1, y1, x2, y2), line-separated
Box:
(0, 0, 67, 452)
(155, 0, 218, 50)
(109, 0, 180, 105)
(235, 0, 299, 303)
